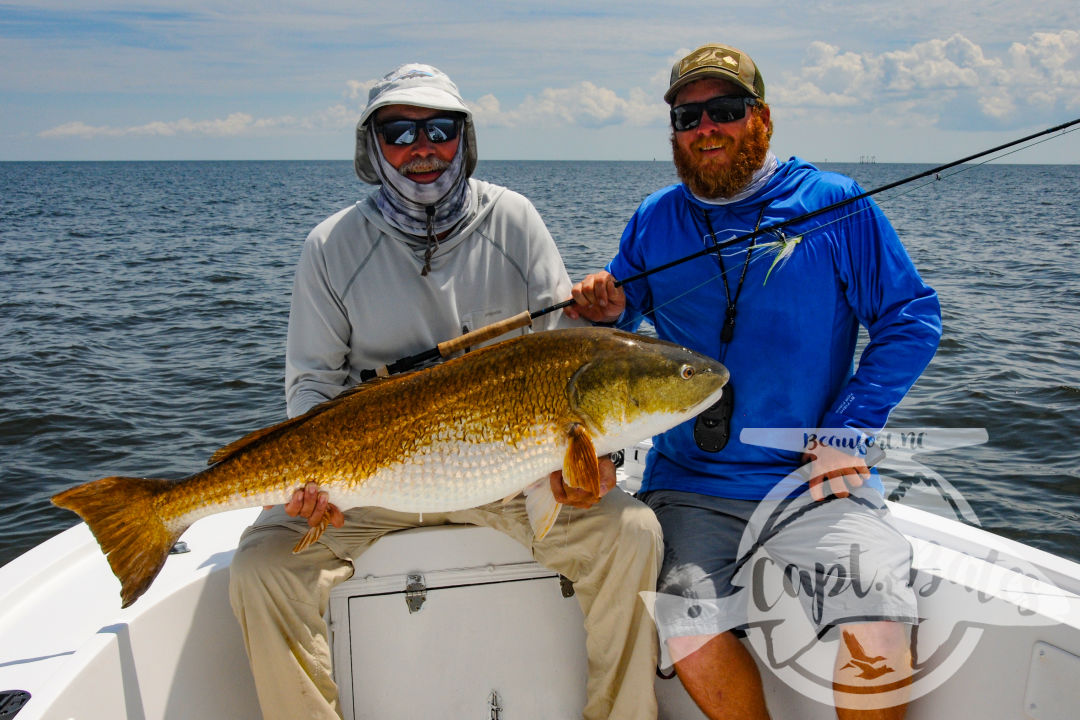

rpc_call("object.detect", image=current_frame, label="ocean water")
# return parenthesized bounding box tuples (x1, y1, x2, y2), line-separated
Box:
(1, 159, 1078, 569)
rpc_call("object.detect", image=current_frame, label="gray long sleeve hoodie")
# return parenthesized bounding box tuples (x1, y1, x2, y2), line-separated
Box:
(284, 179, 580, 417)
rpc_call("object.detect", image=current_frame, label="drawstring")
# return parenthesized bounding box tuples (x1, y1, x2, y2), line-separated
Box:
(421, 205, 438, 277)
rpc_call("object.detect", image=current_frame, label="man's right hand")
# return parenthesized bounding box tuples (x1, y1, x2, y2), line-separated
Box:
(266, 482, 346, 529)
(565, 271, 626, 324)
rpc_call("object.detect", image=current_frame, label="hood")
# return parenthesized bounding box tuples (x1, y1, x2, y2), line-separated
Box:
(354, 63, 479, 184)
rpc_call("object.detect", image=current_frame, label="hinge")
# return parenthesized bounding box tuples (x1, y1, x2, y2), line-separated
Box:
(405, 573, 427, 613)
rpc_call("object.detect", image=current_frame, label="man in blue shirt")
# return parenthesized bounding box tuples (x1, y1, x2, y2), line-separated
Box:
(567, 43, 941, 719)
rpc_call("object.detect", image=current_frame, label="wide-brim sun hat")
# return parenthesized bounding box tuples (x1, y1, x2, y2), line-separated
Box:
(354, 63, 478, 184)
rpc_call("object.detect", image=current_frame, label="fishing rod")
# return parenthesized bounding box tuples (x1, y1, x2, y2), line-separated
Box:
(358, 116, 1080, 382)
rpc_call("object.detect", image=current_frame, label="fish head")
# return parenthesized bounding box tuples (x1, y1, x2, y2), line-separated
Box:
(567, 330, 729, 450)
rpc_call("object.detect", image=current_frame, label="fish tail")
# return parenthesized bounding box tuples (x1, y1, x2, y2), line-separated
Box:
(52, 476, 183, 608)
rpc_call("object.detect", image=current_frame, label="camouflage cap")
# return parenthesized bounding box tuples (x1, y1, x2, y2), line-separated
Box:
(664, 43, 765, 104)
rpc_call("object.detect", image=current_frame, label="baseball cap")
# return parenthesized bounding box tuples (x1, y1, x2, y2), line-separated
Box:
(665, 44, 765, 105)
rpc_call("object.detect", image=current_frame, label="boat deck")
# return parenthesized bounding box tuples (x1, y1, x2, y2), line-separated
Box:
(3, 471, 1080, 719)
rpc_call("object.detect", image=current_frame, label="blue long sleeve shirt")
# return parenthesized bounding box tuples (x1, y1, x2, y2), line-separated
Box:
(609, 157, 942, 500)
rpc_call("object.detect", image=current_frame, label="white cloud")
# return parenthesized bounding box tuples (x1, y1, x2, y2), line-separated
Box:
(40, 113, 262, 138)
(345, 79, 377, 101)
(771, 30, 1080, 126)
(471, 81, 666, 129)
(38, 107, 360, 139)
(35, 30, 1080, 146)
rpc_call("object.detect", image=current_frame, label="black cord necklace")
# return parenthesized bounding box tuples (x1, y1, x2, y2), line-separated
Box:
(701, 204, 767, 349)
(692, 203, 767, 453)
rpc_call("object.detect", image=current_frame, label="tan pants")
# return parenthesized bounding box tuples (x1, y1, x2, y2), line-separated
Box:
(228, 487, 662, 720)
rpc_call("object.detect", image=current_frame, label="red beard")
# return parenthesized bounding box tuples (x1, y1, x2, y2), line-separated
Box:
(671, 113, 771, 199)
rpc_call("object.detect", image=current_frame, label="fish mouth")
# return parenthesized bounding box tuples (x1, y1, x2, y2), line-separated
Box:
(703, 364, 730, 385)
(691, 357, 730, 391)
(697, 380, 728, 414)
(690, 365, 730, 415)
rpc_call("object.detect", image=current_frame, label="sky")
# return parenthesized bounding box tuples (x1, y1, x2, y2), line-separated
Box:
(1, 1, 1078, 164)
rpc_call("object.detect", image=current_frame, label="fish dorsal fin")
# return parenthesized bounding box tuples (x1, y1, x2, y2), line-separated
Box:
(207, 375, 407, 466)
(562, 423, 600, 499)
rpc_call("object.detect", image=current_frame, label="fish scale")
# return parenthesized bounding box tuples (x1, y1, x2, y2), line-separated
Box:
(52, 327, 729, 607)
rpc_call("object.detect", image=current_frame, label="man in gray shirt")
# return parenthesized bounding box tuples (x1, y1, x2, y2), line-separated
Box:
(228, 64, 663, 720)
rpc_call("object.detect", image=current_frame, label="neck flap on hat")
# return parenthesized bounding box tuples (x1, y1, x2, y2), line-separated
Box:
(368, 132, 474, 275)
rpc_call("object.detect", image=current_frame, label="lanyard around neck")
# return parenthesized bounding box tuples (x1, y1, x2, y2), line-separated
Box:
(701, 204, 767, 345)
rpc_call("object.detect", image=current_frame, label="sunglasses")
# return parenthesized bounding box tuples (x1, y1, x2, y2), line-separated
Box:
(374, 116, 463, 146)
(670, 96, 757, 132)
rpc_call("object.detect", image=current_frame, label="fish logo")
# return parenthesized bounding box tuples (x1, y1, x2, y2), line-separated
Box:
(392, 69, 435, 80)
(680, 47, 741, 76)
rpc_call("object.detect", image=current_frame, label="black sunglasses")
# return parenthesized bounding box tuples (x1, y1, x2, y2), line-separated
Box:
(670, 96, 757, 132)
(374, 116, 463, 146)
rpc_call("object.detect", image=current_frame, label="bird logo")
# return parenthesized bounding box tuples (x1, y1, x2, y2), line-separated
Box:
(840, 630, 895, 680)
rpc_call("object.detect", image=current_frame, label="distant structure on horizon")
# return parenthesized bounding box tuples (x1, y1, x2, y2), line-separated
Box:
(859, 154, 877, 164)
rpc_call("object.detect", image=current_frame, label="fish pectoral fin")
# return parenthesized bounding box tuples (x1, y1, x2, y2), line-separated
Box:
(563, 423, 600, 499)
(292, 515, 330, 553)
(524, 478, 562, 540)
(500, 490, 521, 505)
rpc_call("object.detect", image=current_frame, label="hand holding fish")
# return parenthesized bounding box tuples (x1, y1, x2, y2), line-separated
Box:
(566, 271, 625, 324)
(802, 445, 871, 501)
(282, 482, 346, 529)
(549, 455, 617, 509)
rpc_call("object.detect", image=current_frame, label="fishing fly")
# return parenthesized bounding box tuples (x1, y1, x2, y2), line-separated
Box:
(761, 232, 802, 286)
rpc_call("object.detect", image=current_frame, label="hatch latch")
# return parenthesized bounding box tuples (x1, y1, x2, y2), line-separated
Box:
(488, 690, 502, 719)
(405, 573, 427, 613)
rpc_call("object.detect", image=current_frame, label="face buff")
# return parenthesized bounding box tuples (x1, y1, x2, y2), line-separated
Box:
(368, 131, 474, 275)
(694, 151, 779, 205)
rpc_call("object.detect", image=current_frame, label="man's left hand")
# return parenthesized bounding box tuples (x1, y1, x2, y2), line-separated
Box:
(802, 445, 871, 502)
(549, 455, 617, 509)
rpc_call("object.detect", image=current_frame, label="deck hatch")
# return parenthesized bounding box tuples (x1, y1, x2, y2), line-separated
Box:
(1024, 641, 1080, 719)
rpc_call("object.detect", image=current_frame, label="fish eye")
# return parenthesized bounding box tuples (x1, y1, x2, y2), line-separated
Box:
(680, 364, 695, 380)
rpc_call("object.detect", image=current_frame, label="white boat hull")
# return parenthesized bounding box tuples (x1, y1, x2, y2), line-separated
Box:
(3, 448, 1080, 719)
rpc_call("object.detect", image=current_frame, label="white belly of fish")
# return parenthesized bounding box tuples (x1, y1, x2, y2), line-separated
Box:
(328, 425, 565, 513)
(323, 409, 698, 514)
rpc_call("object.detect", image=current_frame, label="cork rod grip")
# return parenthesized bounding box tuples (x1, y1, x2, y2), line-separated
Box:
(437, 311, 534, 357)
